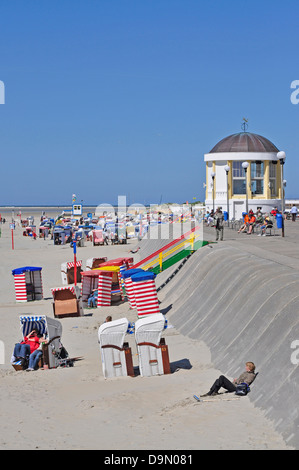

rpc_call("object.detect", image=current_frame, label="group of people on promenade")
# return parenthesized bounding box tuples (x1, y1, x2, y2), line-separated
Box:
(205, 204, 298, 241)
(237, 208, 274, 236)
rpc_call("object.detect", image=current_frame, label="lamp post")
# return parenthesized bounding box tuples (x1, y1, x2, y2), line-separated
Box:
(224, 165, 230, 226)
(242, 161, 249, 214)
(211, 172, 216, 213)
(277, 151, 286, 237)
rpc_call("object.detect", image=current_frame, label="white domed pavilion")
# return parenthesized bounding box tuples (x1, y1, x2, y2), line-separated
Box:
(204, 128, 286, 219)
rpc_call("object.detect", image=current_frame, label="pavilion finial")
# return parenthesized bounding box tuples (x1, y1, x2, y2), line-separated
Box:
(241, 117, 248, 132)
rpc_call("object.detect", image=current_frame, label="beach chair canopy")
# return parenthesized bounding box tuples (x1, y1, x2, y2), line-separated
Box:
(81, 270, 100, 278)
(85, 256, 108, 269)
(135, 313, 166, 345)
(122, 268, 144, 279)
(131, 271, 156, 282)
(134, 313, 168, 377)
(98, 258, 126, 267)
(98, 318, 129, 348)
(93, 229, 103, 238)
(51, 285, 79, 300)
(19, 315, 62, 341)
(96, 265, 120, 272)
(12, 266, 42, 275)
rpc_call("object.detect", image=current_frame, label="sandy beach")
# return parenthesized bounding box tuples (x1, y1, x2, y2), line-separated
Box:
(0, 220, 292, 451)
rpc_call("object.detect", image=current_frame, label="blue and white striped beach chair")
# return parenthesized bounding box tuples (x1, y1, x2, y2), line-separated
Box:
(12, 315, 69, 370)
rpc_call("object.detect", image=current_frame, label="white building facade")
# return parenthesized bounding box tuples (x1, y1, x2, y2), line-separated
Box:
(204, 132, 285, 220)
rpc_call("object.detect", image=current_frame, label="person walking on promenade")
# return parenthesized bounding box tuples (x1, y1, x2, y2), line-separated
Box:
(214, 207, 224, 241)
(291, 204, 298, 222)
(201, 362, 256, 397)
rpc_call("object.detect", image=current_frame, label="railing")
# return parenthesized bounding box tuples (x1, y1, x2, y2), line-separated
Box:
(132, 225, 209, 273)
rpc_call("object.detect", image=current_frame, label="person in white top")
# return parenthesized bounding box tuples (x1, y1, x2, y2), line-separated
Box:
(291, 204, 298, 222)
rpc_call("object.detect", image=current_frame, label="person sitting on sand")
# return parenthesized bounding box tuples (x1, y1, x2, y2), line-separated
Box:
(201, 362, 256, 397)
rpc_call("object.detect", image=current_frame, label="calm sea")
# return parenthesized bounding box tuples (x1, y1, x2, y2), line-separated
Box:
(0, 206, 99, 220)
(0, 204, 151, 221)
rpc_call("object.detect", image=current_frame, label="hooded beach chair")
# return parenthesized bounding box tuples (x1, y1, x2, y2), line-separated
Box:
(122, 268, 144, 309)
(51, 285, 84, 318)
(12, 315, 69, 370)
(130, 271, 160, 318)
(117, 225, 127, 244)
(92, 229, 104, 246)
(61, 260, 83, 285)
(98, 318, 134, 378)
(12, 267, 43, 302)
(81, 270, 113, 307)
(135, 313, 170, 377)
(96, 266, 125, 303)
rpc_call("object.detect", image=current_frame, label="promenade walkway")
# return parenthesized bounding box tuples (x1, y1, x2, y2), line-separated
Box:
(204, 218, 299, 270)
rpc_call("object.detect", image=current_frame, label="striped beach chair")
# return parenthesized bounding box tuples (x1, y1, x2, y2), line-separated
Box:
(12, 267, 43, 302)
(12, 315, 69, 370)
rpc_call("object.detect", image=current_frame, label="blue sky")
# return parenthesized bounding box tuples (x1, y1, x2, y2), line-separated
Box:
(0, 0, 298, 205)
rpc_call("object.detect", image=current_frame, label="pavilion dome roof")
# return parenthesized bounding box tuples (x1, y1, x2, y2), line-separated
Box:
(209, 132, 279, 153)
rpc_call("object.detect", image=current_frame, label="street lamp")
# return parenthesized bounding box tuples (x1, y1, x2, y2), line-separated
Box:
(224, 165, 230, 226)
(211, 172, 216, 212)
(242, 161, 249, 214)
(277, 151, 286, 237)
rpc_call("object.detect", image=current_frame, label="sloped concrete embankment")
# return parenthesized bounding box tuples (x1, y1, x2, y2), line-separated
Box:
(157, 243, 299, 448)
(136, 223, 195, 262)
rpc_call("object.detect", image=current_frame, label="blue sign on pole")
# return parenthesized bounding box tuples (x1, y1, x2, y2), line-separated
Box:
(73, 240, 77, 254)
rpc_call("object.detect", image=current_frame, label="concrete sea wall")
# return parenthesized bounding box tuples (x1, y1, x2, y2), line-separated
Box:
(149, 241, 299, 448)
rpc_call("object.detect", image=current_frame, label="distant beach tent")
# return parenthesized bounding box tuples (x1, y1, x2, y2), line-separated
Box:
(98, 317, 134, 378)
(61, 260, 83, 285)
(135, 313, 170, 377)
(12, 266, 43, 303)
(130, 271, 160, 318)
